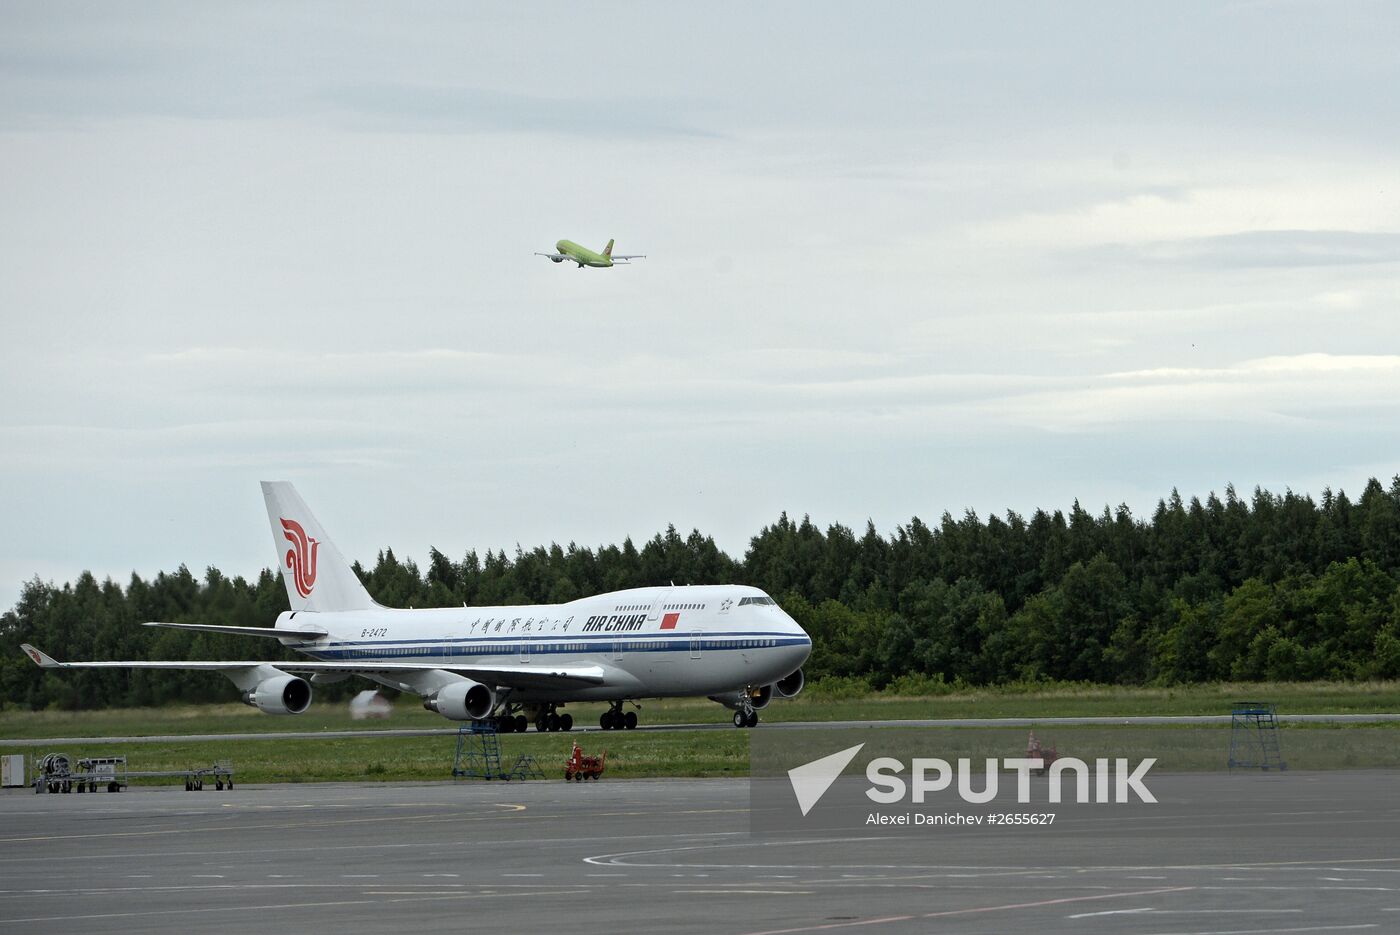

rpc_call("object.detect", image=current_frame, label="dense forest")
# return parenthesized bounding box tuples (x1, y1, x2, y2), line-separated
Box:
(4, 477, 1400, 710)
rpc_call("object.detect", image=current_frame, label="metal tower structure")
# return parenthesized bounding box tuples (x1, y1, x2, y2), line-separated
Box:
(1228, 701, 1287, 770)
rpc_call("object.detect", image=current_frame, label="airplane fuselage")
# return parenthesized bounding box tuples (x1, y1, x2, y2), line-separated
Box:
(555, 239, 613, 267)
(277, 584, 811, 704)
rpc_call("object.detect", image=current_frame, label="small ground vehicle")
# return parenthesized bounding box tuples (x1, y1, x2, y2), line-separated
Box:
(564, 742, 606, 781)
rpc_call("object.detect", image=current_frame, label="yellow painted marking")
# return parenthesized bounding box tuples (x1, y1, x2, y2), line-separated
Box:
(1, 804, 738, 845)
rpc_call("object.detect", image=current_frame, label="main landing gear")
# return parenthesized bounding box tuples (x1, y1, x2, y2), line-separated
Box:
(532, 705, 574, 733)
(599, 700, 638, 731)
(489, 703, 529, 733)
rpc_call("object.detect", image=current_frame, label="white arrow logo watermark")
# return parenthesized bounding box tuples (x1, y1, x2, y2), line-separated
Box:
(787, 742, 864, 816)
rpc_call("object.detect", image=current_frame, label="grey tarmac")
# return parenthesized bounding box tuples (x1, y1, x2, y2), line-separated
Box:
(0, 772, 1397, 935)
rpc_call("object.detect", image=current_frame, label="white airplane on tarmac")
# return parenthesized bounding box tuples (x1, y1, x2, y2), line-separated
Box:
(22, 482, 811, 731)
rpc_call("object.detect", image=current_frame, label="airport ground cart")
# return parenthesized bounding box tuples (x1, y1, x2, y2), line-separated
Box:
(564, 742, 606, 781)
(31, 753, 234, 793)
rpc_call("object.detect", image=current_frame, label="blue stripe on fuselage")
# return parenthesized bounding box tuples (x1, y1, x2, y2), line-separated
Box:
(301, 633, 810, 661)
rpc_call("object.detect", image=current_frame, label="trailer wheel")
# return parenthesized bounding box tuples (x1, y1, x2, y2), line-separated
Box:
(108, 783, 119, 793)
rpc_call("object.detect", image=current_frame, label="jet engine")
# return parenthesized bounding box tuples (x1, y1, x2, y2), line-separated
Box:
(709, 684, 772, 711)
(242, 674, 313, 715)
(423, 680, 495, 721)
(775, 667, 805, 698)
(550, 257, 563, 263)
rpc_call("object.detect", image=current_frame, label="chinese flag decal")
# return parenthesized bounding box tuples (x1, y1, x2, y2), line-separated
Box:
(660, 613, 680, 630)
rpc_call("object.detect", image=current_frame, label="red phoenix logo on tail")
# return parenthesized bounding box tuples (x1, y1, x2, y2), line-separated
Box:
(280, 518, 319, 598)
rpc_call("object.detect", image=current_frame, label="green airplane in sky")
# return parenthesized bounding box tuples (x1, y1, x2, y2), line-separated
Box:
(536, 239, 646, 268)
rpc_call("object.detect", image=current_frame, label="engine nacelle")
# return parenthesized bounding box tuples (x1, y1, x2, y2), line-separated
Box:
(423, 680, 495, 721)
(708, 684, 772, 711)
(550, 256, 564, 263)
(243, 675, 313, 715)
(775, 667, 805, 699)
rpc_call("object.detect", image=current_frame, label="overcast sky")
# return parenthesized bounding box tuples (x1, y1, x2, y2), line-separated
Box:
(3, 2, 1398, 611)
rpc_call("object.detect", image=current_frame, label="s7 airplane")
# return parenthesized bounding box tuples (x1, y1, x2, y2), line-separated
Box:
(22, 482, 809, 732)
(535, 238, 645, 268)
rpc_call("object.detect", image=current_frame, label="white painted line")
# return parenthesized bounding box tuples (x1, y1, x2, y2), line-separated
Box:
(680, 889, 814, 896)
(1066, 907, 1154, 919)
(1117, 927, 1375, 934)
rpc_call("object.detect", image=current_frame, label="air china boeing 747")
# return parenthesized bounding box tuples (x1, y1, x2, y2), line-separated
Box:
(22, 482, 811, 731)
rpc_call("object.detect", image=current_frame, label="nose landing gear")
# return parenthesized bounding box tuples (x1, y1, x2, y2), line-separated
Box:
(733, 697, 759, 728)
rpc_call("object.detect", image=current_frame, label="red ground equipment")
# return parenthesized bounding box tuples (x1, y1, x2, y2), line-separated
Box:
(564, 742, 607, 781)
(1027, 731, 1059, 776)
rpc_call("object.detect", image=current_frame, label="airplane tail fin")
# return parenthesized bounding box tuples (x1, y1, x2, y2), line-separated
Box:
(603, 239, 615, 257)
(260, 481, 376, 613)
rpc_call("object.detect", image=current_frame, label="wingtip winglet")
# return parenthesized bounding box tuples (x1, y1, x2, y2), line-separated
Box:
(20, 644, 59, 667)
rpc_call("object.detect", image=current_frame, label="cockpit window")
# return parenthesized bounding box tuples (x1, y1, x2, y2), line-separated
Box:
(738, 596, 777, 607)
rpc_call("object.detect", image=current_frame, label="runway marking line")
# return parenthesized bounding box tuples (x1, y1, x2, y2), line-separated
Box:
(680, 889, 815, 896)
(0, 803, 731, 846)
(0, 897, 382, 925)
(736, 886, 1194, 935)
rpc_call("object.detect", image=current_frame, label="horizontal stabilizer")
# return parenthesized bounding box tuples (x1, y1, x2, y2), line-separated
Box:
(143, 621, 328, 641)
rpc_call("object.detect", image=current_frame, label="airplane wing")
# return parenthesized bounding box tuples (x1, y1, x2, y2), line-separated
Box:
(143, 621, 329, 641)
(20, 644, 607, 690)
(534, 252, 571, 261)
(609, 254, 646, 261)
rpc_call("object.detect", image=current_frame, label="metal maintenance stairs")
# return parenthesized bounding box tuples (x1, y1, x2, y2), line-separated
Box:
(453, 720, 506, 779)
(1228, 701, 1287, 771)
(452, 720, 545, 781)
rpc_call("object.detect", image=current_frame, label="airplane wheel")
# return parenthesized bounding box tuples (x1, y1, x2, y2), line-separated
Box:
(535, 715, 548, 732)
(733, 711, 746, 728)
(547, 713, 561, 732)
(560, 713, 573, 732)
(746, 710, 759, 728)
(515, 715, 528, 733)
(600, 712, 612, 731)
(623, 711, 638, 730)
